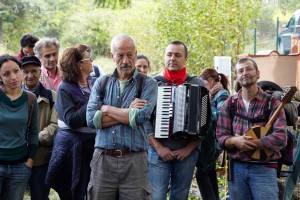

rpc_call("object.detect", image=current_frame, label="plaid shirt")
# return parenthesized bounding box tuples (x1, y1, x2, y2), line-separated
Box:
(216, 87, 287, 162)
(86, 69, 157, 152)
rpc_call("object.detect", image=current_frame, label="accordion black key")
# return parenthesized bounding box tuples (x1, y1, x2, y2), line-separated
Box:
(155, 83, 210, 139)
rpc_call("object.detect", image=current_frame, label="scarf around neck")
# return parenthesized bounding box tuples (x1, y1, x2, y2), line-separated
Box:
(163, 67, 187, 85)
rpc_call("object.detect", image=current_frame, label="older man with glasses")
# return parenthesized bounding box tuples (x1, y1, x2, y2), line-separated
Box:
(21, 56, 58, 200)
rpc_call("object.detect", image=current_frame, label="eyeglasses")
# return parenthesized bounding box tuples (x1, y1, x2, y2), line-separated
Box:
(80, 57, 93, 62)
(22, 69, 41, 76)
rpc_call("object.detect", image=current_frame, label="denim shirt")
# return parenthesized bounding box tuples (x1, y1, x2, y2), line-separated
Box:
(86, 69, 157, 151)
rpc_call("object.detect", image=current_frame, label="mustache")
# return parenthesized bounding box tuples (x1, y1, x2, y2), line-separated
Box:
(121, 63, 131, 68)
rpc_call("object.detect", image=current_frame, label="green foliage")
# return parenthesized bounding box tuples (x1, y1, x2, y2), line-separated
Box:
(0, 0, 263, 76)
(33, 0, 80, 39)
(0, 0, 112, 55)
(0, 44, 13, 54)
(152, 0, 261, 75)
(93, 0, 131, 9)
(60, 8, 112, 56)
(106, 0, 160, 73)
(279, 0, 300, 16)
(256, 5, 277, 40)
(0, 0, 41, 51)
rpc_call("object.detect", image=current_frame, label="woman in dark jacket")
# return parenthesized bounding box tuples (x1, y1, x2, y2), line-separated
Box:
(45, 44, 96, 200)
(196, 68, 230, 200)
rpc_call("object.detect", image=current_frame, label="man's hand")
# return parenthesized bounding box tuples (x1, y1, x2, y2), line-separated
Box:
(233, 134, 257, 152)
(100, 105, 110, 114)
(156, 146, 175, 161)
(129, 98, 147, 109)
(173, 147, 193, 161)
(24, 158, 33, 168)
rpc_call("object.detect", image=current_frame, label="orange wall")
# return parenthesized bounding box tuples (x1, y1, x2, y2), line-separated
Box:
(239, 51, 300, 89)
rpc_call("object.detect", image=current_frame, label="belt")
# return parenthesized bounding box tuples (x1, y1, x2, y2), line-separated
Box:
(231, 159, 278, 167)
(102, 149, 132, 157)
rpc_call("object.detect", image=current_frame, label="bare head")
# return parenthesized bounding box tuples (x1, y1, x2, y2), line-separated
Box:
(164, 40, 188, 72)
(110, 34, 137, 80)
(34, 38, 60, 71)
(235, 57, 260, 88)
(136, 54, 150, 75)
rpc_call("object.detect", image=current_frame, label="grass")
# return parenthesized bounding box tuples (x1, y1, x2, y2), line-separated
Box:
(24, 189, 59, 200)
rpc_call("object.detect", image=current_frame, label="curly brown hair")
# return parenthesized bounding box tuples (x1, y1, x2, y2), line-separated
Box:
(60, 44, 91, 82)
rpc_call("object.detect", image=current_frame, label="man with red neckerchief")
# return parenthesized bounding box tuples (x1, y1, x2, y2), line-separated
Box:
(148, 40, 206, 200)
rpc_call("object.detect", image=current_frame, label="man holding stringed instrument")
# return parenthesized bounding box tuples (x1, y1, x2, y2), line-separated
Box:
(216, 57, 292, 200)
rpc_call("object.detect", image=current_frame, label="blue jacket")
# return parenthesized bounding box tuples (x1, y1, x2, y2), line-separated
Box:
(211, 89, 230, 122)
(45, 129, 94, 199)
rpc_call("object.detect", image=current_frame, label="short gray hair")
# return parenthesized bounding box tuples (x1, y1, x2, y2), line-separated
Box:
(110, 34, 136, 53)
(34, 38, 60, 58)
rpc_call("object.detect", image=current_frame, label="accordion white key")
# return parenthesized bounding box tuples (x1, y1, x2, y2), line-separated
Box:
(154, 84, 210, 139)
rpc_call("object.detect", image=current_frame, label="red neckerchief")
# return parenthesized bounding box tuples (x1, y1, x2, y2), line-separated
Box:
(163, 67, 186, 85)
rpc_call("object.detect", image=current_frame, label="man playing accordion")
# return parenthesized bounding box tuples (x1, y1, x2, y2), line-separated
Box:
(148, 41, 208, 200)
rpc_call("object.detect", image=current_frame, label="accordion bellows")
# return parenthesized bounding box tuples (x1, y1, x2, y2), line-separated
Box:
(155, 84, 210, 139)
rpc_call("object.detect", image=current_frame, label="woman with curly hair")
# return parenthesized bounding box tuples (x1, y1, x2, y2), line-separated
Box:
(45, 44, 96, 200)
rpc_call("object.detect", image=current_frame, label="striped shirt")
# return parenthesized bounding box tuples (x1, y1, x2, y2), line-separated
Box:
(216, 87, 287, 162)
(86, 69, 157, 151)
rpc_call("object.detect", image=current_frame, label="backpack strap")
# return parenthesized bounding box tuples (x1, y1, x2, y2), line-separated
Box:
(154, 75, 175, 86)
(100, 73, 147, 100)
(93, 65, 100, 78)
(186, 75, 196, 82)
(135, 72, 147, 98)
(41, 71, 55, 91)
(229, 94, 273, 124)
(45, 89, 54, 109)
(100, 74, 112, 100)
(25, 91, 37, 140)
(229, 96, 236, 121)
(264, 94, 273, 119)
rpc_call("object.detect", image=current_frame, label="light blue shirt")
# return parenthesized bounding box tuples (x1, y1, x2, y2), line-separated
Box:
(86, 69, 157, 151)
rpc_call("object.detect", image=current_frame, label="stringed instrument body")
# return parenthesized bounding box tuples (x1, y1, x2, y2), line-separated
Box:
(245, 86, 297, 161)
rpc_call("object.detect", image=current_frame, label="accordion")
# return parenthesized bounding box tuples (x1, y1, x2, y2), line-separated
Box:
(154, 83, 210, 139)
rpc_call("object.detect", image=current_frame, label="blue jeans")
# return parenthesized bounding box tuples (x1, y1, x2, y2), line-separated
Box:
(0, 162, 32, 200)
(28, 164, 50, 200)
(283, 135, 300, 200)
(148, 145, 199, 200)
(228, 161, 278, 200)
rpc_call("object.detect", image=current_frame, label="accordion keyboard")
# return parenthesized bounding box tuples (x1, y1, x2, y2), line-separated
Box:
(155, 86, 173, 138)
